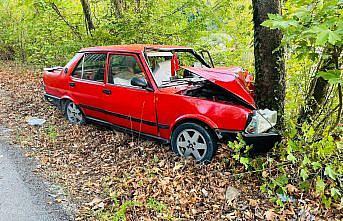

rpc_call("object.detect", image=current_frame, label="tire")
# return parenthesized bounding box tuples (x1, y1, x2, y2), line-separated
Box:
(171, 122, 217, 162)
(64, 100, 85, 124)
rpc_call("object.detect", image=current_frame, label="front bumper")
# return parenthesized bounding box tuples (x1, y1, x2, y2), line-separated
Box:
(242, 131, 281, 152)
(216, 129, 281, 150)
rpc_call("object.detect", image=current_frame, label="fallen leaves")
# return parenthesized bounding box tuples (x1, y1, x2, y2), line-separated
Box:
(286, 183, 298, 193)
(264, 208, 277, 220)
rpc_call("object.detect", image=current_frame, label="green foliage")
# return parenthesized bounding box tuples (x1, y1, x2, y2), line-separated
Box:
(228, 121, 342, 208)
(0, 0, 254, 69)
(45, 125, 58, 141)
(228, 134, 253, 169)
(95, 196, 173, 221)
(262, 0, 342, 84)
(317, 70, 343, 84)
(95, 199, 142, 221)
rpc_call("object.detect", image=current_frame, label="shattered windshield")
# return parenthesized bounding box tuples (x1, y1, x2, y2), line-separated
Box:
(146, 51, 208, 87)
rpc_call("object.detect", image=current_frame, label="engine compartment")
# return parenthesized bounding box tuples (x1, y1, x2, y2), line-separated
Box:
(182, 80, 252, 108)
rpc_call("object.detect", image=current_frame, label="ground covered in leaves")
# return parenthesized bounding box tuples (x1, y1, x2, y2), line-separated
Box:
(0, 63, 340, 220)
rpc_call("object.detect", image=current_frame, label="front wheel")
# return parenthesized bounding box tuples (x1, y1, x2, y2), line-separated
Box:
(64, 100, 85, 124)
(171, 123, 217, 162)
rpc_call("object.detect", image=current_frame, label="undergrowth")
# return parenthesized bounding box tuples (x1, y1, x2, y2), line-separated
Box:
(228, 122, 342, 209)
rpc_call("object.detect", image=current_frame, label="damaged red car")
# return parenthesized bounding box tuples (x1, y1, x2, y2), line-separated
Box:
(43, 44, 280, 162)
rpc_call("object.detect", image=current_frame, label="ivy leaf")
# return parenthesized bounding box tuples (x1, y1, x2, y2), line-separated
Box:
(330, 187, 341, 198)
(275, 175, 288, 186)
(311, 161, 322, 170)
(261, 20, 275, 28)
(324, 165, 337, 180)
(316, 30, 330, 45)
(315, 177, 326, 194)
(300, 168, 309, 181)
(240, 157, 250, 169)
(317, 70, 342, 84)
(287, 153, 296, 163)
(322, 195, 332, 208)
(328, 30, 340, 45)
(302, 156, 310, 165)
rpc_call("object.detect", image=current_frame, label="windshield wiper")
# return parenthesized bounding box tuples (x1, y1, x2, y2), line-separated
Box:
(160, 76, 205, 87)
(160, 80, 189, 87)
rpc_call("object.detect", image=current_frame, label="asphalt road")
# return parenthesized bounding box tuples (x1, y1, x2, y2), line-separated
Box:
(0, 126, 72, 221)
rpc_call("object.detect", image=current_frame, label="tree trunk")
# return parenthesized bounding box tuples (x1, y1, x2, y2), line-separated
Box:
(135, 0, 140, 13)
(80, 0, 95, 34)
(252, 0, 286, 130)
(111, 0, 123, 18)
(298, 46, 341, 125)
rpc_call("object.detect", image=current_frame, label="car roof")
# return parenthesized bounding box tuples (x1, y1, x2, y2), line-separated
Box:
(79, 44, 193, 53)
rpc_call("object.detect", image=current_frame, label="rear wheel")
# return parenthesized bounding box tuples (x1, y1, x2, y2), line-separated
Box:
(171, 122, 217, 162)
(64, 100, 85, 124)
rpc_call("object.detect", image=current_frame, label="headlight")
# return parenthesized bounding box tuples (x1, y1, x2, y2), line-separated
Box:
(245, 109, 277, 134)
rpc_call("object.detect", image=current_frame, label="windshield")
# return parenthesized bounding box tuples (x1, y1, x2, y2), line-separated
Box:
(146, 50, 208, 87)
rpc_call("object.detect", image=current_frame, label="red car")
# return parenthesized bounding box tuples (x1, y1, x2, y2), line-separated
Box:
(43, 44, 280, 162)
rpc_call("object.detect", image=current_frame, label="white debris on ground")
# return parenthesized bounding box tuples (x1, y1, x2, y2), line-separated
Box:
(26, 117, 46, 126)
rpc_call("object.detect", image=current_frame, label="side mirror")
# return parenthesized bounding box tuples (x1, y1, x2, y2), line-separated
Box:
(64, 67, 68, 74)
(131, 77, 148, 88)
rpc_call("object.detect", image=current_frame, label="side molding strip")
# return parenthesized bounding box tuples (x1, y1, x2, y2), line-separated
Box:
(79, 104, 169, 129)
(86, 116, 169, 144)
(44, 93, 170, 129)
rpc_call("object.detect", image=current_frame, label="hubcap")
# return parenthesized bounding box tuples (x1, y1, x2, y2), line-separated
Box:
(176, 129, 207, 161)
(66, 102, 83, 124)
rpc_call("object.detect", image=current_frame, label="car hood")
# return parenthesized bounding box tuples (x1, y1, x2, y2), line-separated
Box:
(184, 66, 256, 108)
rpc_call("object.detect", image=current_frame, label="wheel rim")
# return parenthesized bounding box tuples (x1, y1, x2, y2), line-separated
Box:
(66, 102, 83, 124)
(176, 129, 207, 161)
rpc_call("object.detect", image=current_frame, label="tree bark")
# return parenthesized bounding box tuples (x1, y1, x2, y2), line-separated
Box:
(80, 0, 95, 34)
(111, 0, 123, 18)
(298, 46, 342, 125)
(252, 0, 286, 130)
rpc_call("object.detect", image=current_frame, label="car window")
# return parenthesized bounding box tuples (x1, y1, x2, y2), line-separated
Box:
(147, 55, 172, 86)
(72, 57, 83, 78)
(71, 53, 107, 82)
(108, 54, 145, 86)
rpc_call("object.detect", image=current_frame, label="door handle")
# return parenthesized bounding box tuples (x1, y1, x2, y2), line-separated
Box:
(69, 82, 76, 87)
(103, 89, 112, 95)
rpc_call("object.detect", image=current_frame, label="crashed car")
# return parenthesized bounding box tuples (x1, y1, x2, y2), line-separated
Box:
(43, 44, 280, 162)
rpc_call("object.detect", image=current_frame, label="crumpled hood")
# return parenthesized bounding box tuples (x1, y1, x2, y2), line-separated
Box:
(184, 66, 256, 108)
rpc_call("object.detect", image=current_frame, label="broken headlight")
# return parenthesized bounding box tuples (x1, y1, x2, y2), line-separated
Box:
(245, 109, 277, 134)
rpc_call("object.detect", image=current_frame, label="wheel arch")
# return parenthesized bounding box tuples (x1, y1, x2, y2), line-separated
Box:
(60, 96, 82, 113)
(170, 115, 218, 139)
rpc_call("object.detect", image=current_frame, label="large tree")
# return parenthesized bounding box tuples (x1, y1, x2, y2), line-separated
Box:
(252, 0, 285, 129)
(80, 0, 95, 34)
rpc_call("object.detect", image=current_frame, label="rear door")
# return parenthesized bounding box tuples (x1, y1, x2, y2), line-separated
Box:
(102, 53, 158, 136)
(68, 53, 108, 120)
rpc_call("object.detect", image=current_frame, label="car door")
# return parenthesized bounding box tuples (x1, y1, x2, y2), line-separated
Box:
(102, 52, 158, 136)
(68, 52, 108, 121)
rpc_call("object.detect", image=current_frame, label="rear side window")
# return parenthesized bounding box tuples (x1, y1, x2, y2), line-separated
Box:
(72, 53, 107, 82)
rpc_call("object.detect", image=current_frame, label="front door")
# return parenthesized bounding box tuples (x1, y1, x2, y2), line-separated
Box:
(102, 53, 158, 136)
(68, 53, 108, 121)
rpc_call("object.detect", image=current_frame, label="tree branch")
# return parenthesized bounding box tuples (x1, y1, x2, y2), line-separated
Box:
(50, 3, 82, 39)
